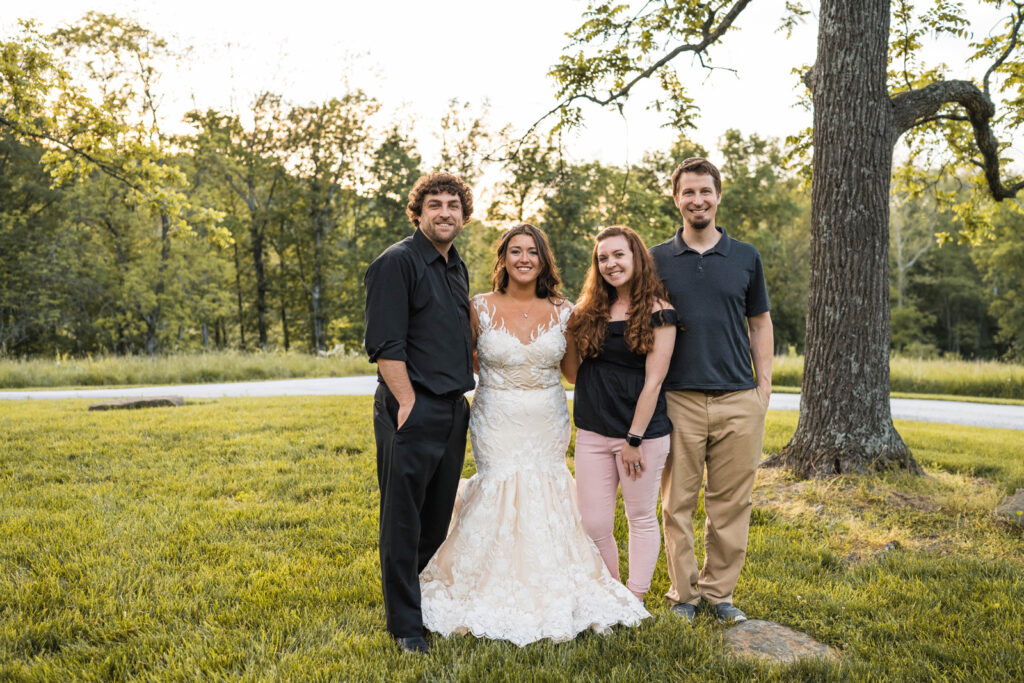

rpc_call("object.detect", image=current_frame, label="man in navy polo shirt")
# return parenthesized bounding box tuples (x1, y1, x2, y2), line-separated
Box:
(651, 157, 773, 624)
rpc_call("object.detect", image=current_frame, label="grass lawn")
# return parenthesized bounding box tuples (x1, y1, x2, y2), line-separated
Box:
(3, 352, 1023, 402)
(0, 351, 374, 390)
(1, 398, 1022, 680)
(772, 355, 1024, 400)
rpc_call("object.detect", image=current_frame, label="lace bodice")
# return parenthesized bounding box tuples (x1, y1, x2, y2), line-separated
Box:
(473, 295, 572, 391)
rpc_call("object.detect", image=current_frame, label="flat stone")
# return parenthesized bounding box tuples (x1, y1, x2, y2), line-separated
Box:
(995, 489, 1024, 527)
(723, 619, 839, 664)
(88, 396, 184, 411)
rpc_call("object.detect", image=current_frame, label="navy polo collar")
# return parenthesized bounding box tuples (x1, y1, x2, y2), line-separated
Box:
(671, 225, 733, 257)
(412, 227, 463, 267)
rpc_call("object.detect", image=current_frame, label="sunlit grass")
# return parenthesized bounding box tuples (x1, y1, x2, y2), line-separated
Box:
(5, 352, 1021, 404)
(0, 350, 374, 390)
(1, 397, 1021, 679)
(773, 354, 1024, 399)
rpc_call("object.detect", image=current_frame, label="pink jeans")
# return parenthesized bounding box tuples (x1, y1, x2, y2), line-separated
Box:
(574, 429, 670, 597)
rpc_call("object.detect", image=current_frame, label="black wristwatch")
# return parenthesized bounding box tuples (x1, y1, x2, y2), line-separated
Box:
(626, 433, 643, 448)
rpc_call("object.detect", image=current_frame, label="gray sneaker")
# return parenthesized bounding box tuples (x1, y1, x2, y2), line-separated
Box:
(669, 602, 697, 621)
(714, 602, 747, 623)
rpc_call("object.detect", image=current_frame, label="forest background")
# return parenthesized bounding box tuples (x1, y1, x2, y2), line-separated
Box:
(1, 10, 1022, 363)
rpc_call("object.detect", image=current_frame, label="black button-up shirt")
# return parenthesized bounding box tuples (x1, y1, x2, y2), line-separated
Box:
(650, 226, 770, 392)
(364, 228, 475, 397)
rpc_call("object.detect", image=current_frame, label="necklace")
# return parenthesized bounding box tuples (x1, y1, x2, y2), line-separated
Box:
(507, 295, 539, 319)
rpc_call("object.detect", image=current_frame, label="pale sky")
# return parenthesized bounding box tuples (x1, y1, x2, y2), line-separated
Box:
(2, 1, 1015, 171)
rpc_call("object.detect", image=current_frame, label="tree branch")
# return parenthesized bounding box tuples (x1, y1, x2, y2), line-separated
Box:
(522, 0, 754, 144)
(0, 114, 141, 191)
(983, 1, 1024, 99)
(891, 80, 1024, 200)
(912, 113, 969, 126)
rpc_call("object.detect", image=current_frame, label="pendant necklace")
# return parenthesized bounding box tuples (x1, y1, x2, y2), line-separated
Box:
(511, 297, 536, 319)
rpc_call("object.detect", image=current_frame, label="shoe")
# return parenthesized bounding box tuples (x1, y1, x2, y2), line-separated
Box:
(669, 602, 697, 621)
(714, 602, 747, 623)
(396, 636, 430, 654)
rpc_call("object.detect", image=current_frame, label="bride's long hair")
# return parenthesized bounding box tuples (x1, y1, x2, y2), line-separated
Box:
(569, 226, 669, 358)
(491, 223, 564, 301)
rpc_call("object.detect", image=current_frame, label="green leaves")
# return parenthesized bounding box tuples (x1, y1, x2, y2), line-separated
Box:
(547, 1, 752, 132)
(1, 15, 220, 239)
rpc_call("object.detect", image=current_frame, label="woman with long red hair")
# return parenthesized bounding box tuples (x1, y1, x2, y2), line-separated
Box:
(566, 225, 677, 602)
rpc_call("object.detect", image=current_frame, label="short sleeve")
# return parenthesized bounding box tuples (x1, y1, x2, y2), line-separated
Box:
(746, 251, 771, 317)
(650, 309, 679, 328)
(364, 250, 412, 362)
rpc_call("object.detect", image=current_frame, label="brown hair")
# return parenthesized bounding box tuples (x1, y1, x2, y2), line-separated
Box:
(671, 157, 722, 197)
(490, 223, 563, 301)
(568, 226, 670, 358)
(406, 172, 474, 227)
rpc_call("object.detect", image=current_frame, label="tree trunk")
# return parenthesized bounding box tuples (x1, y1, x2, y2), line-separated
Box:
(893, 219, 906, 310)
(144, 212, 171, 356)
(279, 259, 290, 352)
(232, 241, 246, 349)
(251, 220, 269, 350)
(311, 221, 325, 354)
(778, 0, 919, 476)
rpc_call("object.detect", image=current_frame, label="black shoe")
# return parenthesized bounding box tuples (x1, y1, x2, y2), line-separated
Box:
(396, 636, 430, 654)
(669, 602, 697, 621)
(714, 602, 747, 623)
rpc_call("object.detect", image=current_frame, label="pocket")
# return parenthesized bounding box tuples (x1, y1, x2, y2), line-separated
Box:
(753, 386, 770, 410)
(396, 394, 425, 434)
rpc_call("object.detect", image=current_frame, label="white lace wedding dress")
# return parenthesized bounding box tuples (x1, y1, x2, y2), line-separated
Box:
(419, 296, 649, 646)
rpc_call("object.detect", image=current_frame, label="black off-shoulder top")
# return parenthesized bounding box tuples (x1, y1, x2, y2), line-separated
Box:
(573, 309, 678, 439)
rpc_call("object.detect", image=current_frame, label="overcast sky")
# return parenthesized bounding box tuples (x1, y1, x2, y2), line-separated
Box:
(2, 1, 1014, 170)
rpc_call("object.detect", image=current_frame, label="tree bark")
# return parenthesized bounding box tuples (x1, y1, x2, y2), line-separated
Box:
(251, 219, 269, 351)
(278, 252, 290, 352)
(777, 0, 919, 476)
(232, 241, 246, 349)
(143, 211, 171, 356)
(311, 219, 325, 354)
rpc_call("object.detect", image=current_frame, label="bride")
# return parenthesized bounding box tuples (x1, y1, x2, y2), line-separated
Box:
(419, 223, 649, 647)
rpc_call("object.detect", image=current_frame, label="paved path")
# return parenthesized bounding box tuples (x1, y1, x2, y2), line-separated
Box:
(2, 377, 1022, 430)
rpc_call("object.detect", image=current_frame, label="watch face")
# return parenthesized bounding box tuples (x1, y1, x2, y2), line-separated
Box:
(627, 435, 643, 447)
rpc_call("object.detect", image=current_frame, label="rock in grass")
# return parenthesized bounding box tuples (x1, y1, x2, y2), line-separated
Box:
(995, 489, 1024, 527)
(88, 396, 184, 411)
(723, 619, 839, 664)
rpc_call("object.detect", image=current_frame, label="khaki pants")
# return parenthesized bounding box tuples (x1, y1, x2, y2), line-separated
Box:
(661, 388, 768, 606)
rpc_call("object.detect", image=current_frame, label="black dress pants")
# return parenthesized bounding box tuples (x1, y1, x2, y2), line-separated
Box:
(373, 382, 469, 638)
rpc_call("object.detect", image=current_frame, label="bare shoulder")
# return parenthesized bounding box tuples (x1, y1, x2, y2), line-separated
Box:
(551, 297, 574, 318)
(652, 298, 674, 313)
(552, 296, 573, 309)
(472, 291, 498, 306)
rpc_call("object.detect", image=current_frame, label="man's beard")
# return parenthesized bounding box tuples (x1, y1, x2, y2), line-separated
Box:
(689, 216, 712, 230)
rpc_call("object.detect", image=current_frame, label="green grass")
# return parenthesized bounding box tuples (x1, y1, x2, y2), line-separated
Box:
(772, 384, 1024, 406)
(2, 397, 1022, 680)
(774, 354, 1024, 400)
(0, 350, 374, 389)
(4, 352, 1023, 402)
(763, 412, 1024, 495)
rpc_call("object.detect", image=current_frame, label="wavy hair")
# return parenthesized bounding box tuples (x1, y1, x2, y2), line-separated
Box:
(406, 172, 474, 227)
(490, 223, 563, 301)
(568, 226, 670, 358)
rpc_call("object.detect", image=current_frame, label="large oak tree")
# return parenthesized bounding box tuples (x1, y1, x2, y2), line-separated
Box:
(546, 0, 1024, 476)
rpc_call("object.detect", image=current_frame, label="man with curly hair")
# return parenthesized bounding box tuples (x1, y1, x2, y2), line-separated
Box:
(364, 172, 475, 654)
(651, 157, 773, 625)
